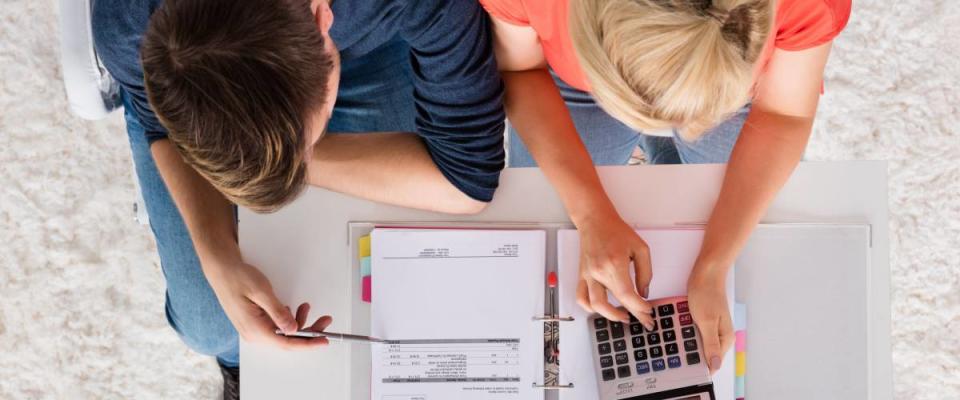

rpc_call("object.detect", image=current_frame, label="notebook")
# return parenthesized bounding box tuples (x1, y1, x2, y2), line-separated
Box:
(369, 227, 735, 400)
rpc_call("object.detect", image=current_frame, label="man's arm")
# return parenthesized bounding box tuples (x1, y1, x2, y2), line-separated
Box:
(308, 132, 487, 214)
(151, 139, 331, 348)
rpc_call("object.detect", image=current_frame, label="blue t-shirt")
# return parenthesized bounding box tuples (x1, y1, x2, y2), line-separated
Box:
(93, 0, 505, 202)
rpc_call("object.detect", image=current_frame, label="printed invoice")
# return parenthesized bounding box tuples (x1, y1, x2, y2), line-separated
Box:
(370, 229, 546, 400)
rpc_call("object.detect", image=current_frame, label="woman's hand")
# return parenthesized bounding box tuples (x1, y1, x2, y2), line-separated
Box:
(575, 213, 655, 328)
(687, 265, 733, 374)
(207, 261, 332, 350)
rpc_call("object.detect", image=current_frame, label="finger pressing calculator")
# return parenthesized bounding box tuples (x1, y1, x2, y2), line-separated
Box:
(588, 296, 715, 400)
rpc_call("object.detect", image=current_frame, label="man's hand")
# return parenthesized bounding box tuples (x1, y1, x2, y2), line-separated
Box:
(575, 214, 655, 327)
(207, 262, 332, 350)
(687, 266, 733, 374)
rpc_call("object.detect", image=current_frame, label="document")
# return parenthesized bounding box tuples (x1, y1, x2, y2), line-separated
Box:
(556, 228, 736, 400)
(370, 229, 546, 400)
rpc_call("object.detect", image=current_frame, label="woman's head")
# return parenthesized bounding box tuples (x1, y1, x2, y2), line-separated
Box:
(570, 0, 773, 138)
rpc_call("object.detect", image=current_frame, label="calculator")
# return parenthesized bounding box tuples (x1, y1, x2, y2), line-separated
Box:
(588, 296, 715, 400)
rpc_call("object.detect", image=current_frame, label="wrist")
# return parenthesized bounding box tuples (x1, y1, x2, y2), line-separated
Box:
(569, 197, 620, 229)
(689, 257, 730, 288)
(197, 242, 243, 283)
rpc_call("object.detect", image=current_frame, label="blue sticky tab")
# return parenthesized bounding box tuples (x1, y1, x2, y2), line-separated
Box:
(734, 303, 747, 330)
(360, 257, 371, 277)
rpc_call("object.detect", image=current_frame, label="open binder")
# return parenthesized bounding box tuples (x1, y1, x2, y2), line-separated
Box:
(355, 225, 735, 400)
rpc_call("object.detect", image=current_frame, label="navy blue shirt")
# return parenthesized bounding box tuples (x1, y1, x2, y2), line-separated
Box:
(93, 0, 505, 202)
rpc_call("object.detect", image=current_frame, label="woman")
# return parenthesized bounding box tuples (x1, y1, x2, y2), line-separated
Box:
(480, 0, 850, 372)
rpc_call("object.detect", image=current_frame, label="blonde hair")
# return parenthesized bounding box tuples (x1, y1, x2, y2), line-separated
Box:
(569, 0, 773, 139)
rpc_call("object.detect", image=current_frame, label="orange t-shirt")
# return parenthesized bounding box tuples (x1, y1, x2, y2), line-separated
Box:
(479, 0, 852, 92)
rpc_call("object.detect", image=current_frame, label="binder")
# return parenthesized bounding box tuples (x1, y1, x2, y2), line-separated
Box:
(348, 223, 736, 399)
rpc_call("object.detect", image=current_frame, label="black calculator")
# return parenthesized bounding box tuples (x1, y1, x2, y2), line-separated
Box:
(587, 296, 715, 400)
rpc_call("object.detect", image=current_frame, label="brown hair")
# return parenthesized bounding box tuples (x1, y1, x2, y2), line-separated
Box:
(570, 0, 773, 139)
(141, 0, 334, 212)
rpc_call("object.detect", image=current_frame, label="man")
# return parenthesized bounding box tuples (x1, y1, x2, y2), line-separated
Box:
(93, 0, 505, 397)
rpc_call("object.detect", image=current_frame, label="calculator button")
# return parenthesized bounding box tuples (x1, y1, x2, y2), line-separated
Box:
(663, 330, 676, 342)
(602, 368, 616, 381)
(615, 352, 629, 365)
(665, 343, 679, 355)
(600, 355, 613, 368)
(684, 339, 698, 352)
(679, 314, 693, 326)
(681, 327, 696, 339)
(630, 323, 643, 335)
(649, 346, 663, 358)
(668, 356, 682, 369)
(610, 322, 625, 339)
(629, 313, 638, 323)
(598, 342, 612, 355)
(660, 317, 674, 329)
(596, 330, 610, 342)
(636, 361, 651, 375)
(634, 349, 648, 361)
(647, 333, 661, 345)
(614, 340, 627, 352)
(686, 352, 701, 365)
(631, 335, 645, 348)
(594, 318, 608, 329)
(617, 365, 631, 379)
(657, 304, 675, 316)
(651, 359, 666, 371)
(677, 301, 689, 313)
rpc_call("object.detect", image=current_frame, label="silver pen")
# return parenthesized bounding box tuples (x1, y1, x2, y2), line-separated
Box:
(274, 329, 385, 343)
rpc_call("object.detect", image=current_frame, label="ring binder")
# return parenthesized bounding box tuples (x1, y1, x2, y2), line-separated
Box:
(532, 315, 575, 322)
(532, 382, 575, 389)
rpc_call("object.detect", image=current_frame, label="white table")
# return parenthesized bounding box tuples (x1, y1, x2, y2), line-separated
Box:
(239, 162, 892, 399)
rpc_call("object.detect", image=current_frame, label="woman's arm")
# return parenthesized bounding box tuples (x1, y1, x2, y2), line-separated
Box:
(689, 42, 835, 373)
(491, 17, 655, 326)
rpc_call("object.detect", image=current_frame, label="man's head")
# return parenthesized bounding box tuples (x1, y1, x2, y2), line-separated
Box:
(142, 0, 339, 212)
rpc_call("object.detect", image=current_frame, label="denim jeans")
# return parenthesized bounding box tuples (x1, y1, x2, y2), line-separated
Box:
(122, 38, 417, 368)
(507, 73, 750, 166)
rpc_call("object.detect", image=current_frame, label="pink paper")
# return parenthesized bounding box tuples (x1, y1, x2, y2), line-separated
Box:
(362, 276, 372, 303)
(735, 330, 746, 352)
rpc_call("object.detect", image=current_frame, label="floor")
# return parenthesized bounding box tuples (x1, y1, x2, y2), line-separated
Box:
(0, 0, 957, 398)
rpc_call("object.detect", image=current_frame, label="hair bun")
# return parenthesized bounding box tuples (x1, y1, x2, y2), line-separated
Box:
(719, 2, 761, 61)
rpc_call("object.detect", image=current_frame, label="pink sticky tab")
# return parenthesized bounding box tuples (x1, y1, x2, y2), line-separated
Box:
(735, 330, 746, 352)
(362, 276, 372, 303)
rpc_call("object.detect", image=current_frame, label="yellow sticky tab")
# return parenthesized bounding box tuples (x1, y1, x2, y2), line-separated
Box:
(358, 235, 371, 258)
(735, 352, 746, 376)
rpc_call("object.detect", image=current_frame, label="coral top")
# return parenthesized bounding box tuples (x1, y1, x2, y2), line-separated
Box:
(480, 0, 852, 91)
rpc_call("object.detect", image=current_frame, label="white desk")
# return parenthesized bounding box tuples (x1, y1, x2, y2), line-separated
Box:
(239, 162, 892, 399)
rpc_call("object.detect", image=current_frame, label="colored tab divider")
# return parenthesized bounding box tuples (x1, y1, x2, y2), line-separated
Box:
(359, 235, 372, 303)
(734, 303, 747, 400)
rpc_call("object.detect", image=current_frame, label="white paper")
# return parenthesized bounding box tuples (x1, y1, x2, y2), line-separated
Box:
(370, 229, 545, 400)
(556, 228, 735, 400)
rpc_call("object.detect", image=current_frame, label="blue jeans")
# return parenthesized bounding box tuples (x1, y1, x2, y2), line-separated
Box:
(507, 73, 750, 166)
(122, 38, 417, 368)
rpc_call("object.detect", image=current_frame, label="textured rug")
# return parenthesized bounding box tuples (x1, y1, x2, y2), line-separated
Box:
(1, 0, 957, 398)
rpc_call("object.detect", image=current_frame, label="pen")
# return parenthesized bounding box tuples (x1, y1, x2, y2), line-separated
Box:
(274, 329, 385, 343)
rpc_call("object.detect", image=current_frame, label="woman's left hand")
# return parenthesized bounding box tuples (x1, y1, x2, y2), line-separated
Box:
(687, 265, 734, 374)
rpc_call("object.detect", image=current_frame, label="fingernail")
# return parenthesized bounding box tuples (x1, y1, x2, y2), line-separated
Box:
(645, 323, 654, 330)
(710, 356, 721, 370)
(641, 286, 649, 298)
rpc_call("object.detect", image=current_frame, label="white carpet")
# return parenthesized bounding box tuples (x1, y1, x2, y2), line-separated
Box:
(1, 0, 957, 398)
